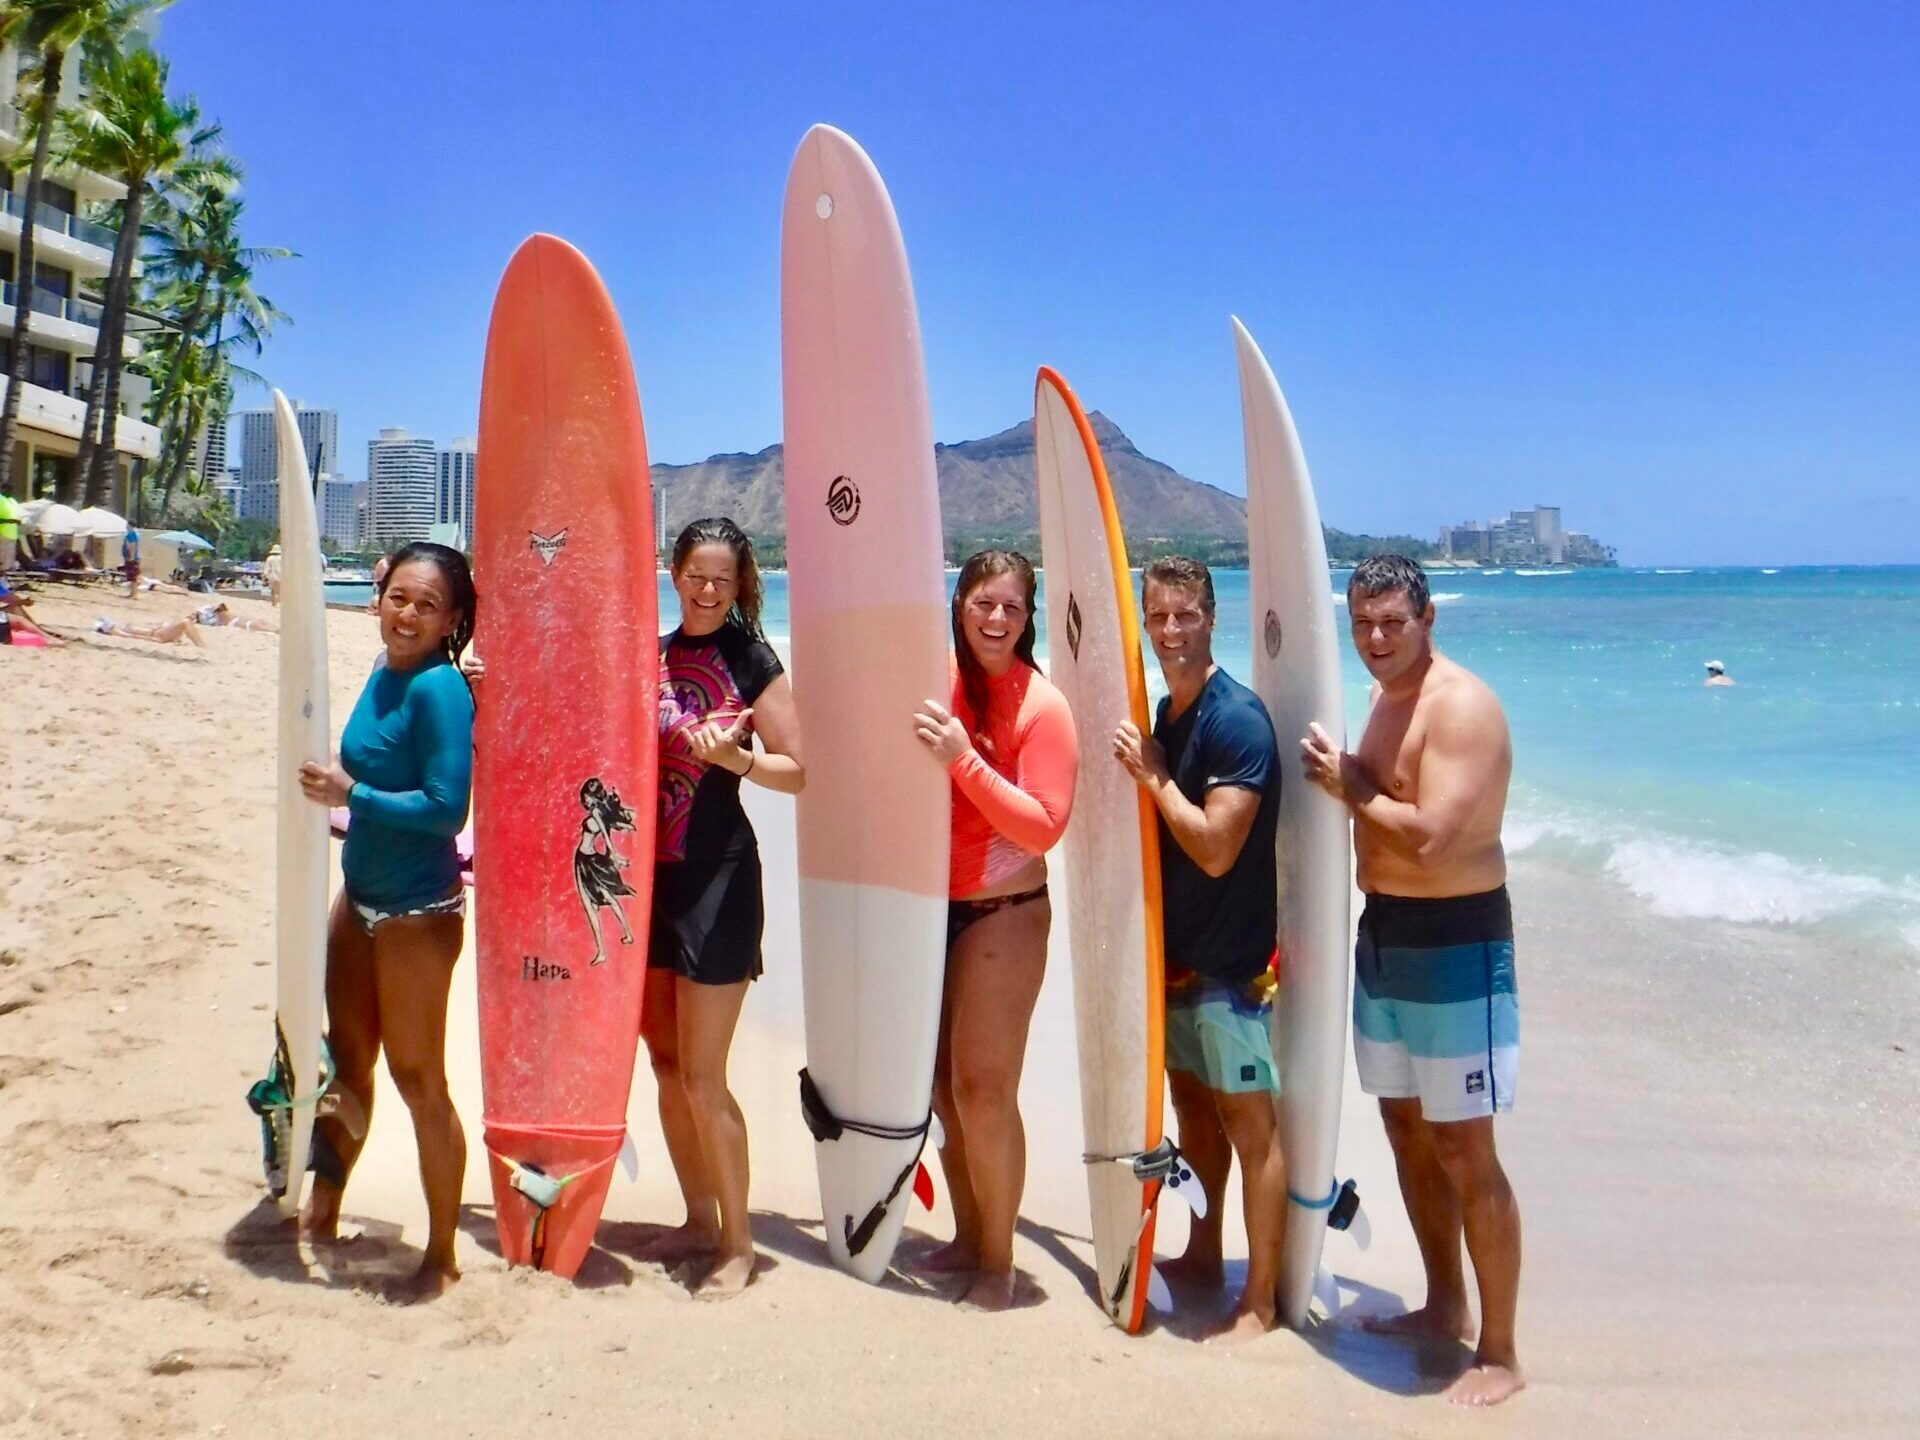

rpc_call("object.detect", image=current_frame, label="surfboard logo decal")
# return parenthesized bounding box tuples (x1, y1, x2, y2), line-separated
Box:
(573, 777, 638, 967)
(1264, 608, 1283, 658)
(826, 475, 861, 527)
(1065, 593, 1083, 660)
(529, 529, 569, 567)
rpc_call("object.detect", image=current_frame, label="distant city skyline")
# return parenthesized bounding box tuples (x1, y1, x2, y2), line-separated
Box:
(165, 3, 1920, 565)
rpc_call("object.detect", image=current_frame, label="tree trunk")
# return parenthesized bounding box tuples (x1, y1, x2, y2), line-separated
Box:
(138, 279, 211, 521)
(75, 196, 145, 500)
(0, 50, 66, 500)
(159, 300, 226, 502)
(84, 187, 148, 509)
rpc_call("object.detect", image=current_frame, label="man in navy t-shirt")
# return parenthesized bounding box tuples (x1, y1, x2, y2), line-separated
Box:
(1114, 555, 1285, 1341)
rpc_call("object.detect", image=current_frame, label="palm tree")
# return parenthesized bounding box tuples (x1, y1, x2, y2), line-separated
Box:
(151, 250, 283, 512)
(136, 176, 288, 516)
(0, 0, 164, 500)
(62, 46, 221, 506)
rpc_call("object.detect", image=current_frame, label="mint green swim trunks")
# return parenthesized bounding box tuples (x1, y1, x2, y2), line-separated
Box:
(1165, 977, 1280, 1096)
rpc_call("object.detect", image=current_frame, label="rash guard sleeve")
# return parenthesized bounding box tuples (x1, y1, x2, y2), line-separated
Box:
(346, 665, 473, 837)
(947, 680, 1077, 855)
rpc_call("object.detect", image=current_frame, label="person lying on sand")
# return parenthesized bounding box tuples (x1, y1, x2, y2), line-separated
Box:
(1, 580, 67, 647)
(93, 613, 207, 648)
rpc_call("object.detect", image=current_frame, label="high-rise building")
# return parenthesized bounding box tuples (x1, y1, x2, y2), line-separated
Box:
(436, 438, 476, 549)
(1531, 505, 1564, 564)
(0, 39, 163, 507)
(320, 476, 367, 549)
(235, 400, 338, 525)
(366, 427, 437, 549)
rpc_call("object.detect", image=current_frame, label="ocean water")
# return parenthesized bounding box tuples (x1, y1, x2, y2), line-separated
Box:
(328, 565, 1920, 955)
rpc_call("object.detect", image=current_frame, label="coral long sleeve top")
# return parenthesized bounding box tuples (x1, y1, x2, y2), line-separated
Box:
(946, 657, 1078, 898)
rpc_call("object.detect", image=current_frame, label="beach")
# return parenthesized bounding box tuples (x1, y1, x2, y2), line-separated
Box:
(3, 583, 1917, 1439)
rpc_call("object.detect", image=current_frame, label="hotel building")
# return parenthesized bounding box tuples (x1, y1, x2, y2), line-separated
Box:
(0, 41, 162, 504)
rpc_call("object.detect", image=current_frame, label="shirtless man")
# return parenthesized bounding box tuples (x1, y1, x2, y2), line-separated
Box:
(1300, 554, 1523, 1407)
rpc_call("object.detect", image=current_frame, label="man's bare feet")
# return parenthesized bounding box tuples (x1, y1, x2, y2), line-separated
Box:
(638, 1222, 720, 1263)
(1445, 1359, 1525, 1407)
(695, 1248, 755, 1298)
(1160, 1251, 1225, 1289)
(920, 1239, 980, 1274)
(1206, 1304, 1276, 1345)
(957, 1269, 1016, 1311)
(387, 1256, 459, 1304)
(1361, 1302, 1476, 1344)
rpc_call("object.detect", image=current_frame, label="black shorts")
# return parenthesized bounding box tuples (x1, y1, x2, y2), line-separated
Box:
(648, 850, 764, 985)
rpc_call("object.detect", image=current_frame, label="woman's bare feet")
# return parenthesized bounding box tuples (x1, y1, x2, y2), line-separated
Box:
(957, 1268, 1016, 1311)
(920, 1239, 980, 1275)
(695, 1247, 755, 1298)
(1445, 1359, 1525, 1407)
(1360, 1302, 1476, 1344)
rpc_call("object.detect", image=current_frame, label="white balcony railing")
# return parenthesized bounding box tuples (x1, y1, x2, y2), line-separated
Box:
(0, 280, 105, 329)
(0, 188, 119, 251)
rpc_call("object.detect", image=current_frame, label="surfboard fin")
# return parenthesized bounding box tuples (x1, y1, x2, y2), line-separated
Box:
(1158, 1152, 1208, 1220)
(1146, 1264, 1173, 1315)
(1312, 1264, 1342, 1319)
(928, 1113, 946, 1150)
(1084, 1138, 1208, 1220)
(618, 1132, 639, 1182)
(912, 1161, 936, 1210)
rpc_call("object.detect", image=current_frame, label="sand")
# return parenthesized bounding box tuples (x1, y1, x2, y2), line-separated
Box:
(2, 582, 1917, 1438)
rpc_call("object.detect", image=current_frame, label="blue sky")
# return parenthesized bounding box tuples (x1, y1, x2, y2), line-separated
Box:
(160, 1, 1918, 564)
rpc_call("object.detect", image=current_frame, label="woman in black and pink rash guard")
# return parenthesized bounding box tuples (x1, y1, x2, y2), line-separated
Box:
(640, 516, 805, 1296)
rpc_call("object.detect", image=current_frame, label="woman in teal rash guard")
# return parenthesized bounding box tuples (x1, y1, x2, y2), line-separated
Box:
(297, 541, 476, 1300)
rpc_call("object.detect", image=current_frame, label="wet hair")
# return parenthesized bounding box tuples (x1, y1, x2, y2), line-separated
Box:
(379, 541, 478, 665)
(952, 549, 1040, 734)
(671, 517, 764, 640)
(1347, 553, 1431, 617)
(1141, 555, 1215, 615)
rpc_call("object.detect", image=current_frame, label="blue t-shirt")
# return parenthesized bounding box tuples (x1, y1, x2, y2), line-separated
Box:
(340, 652, 474, 909)
(1153, 667, 1279, 984)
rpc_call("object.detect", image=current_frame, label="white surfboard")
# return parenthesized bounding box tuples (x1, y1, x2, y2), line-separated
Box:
(781, 125, 950, 1283)
(1033, 368, 1167, 1331)
(1233, 320, 1355, 1327)
(269, 388, 330, 1217)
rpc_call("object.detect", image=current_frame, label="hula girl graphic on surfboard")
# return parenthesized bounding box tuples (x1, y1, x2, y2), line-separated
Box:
(574, 777, 637, 966)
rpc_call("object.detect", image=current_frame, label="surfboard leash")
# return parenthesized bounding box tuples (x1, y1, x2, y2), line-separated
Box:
(797, 1067, 936, 1258)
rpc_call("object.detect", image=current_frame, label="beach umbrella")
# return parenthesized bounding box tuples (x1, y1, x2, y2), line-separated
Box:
(75, 507, 130, 538)
(28, 503, 84, 536)
(151, 529, 214, 550)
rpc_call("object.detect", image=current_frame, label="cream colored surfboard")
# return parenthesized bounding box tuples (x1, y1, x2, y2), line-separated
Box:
(270, 388, 330, 1217)
(1234, 319, 1355, 1328)
(1033, 367, 1168, 1331)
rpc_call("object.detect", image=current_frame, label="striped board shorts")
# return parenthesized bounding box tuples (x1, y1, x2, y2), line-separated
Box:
(1353, 886, 1517, 1123)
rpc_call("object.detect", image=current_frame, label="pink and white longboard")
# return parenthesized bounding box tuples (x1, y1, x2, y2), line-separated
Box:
(781, 125, 950, 1284)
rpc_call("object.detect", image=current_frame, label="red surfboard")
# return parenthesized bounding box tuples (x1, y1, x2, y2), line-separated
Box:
(473, 235, 657, 1277)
